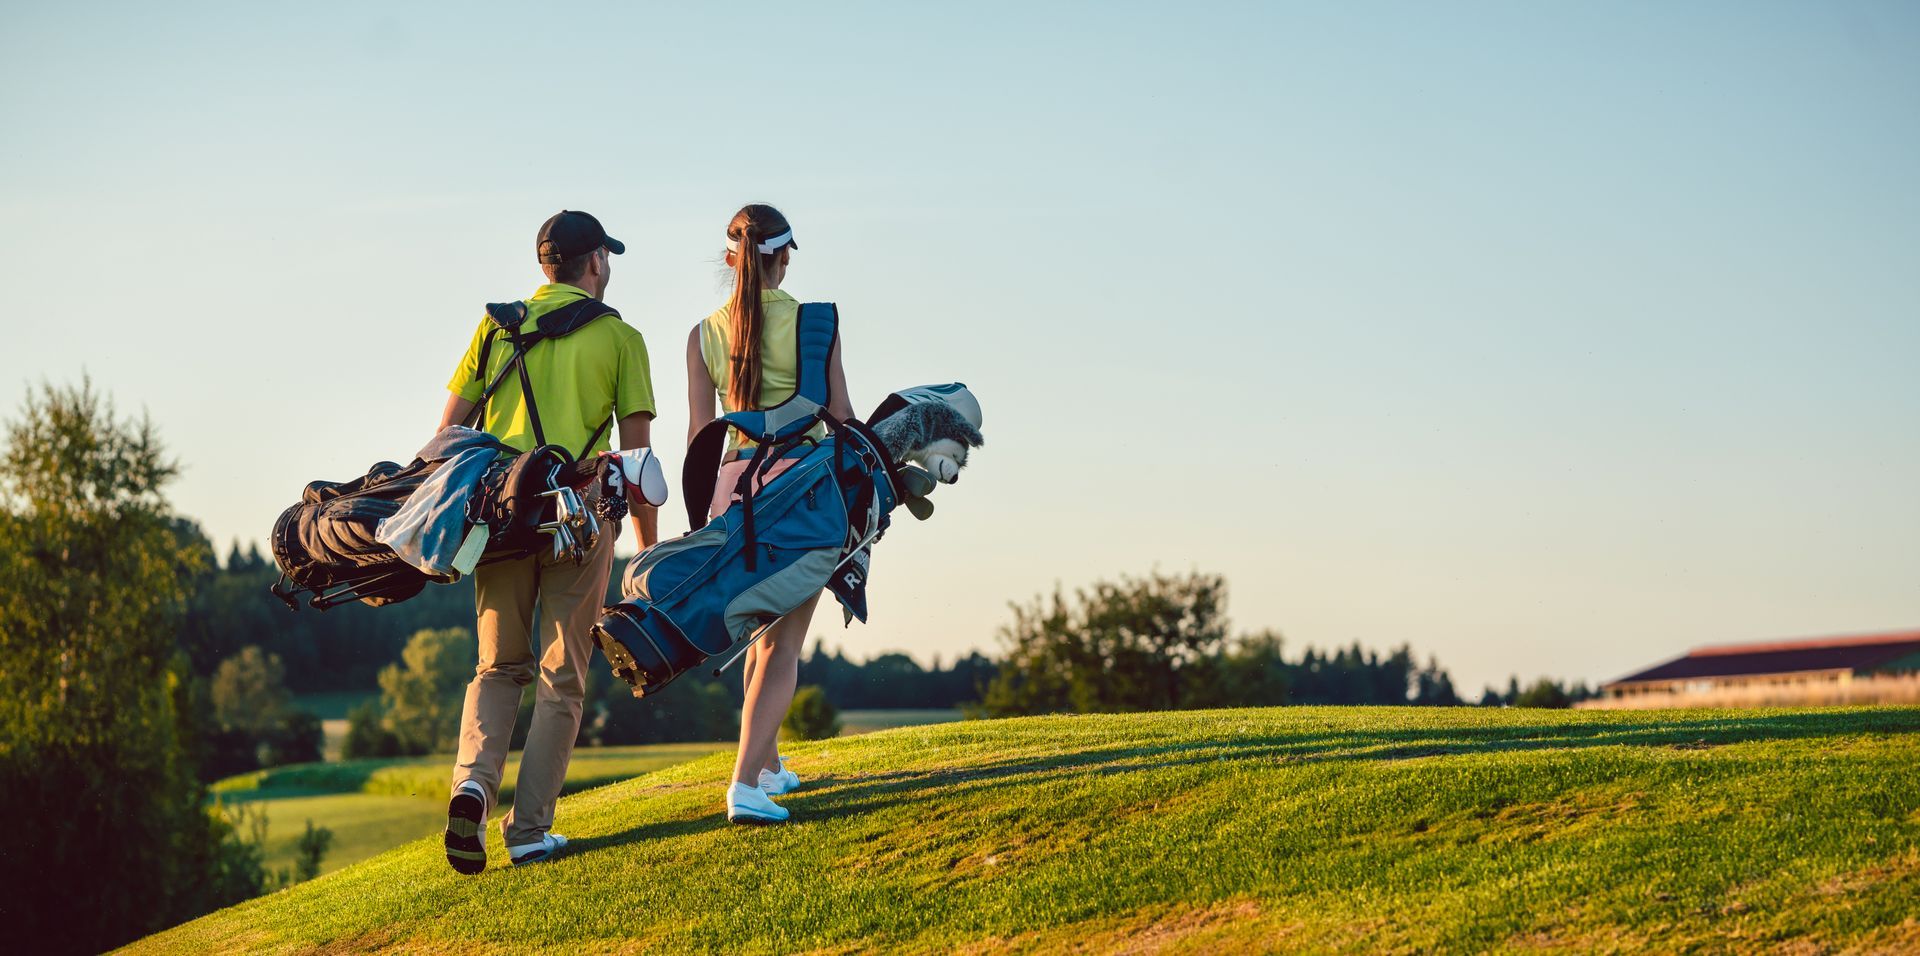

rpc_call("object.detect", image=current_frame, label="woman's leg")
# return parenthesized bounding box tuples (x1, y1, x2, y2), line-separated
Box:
(736, 641, 784, 776)
(731, 591, 822, 787)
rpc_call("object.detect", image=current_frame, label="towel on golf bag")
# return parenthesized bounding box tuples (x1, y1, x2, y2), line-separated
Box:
(373, 426, 509, 578)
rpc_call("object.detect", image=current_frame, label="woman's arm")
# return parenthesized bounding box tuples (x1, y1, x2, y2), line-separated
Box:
(687, 325, 718, 447)
(827, 337, 854, 421)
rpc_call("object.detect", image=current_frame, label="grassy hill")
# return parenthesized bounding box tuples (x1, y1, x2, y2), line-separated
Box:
(133, 707, 1920, 953)
(210, 743, 729, 877)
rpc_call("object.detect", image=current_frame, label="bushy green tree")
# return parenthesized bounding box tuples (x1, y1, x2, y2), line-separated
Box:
(205, 647, 323, 769)
(377, 627, 474, 754)
(341, 700, 402, 759)
(211, 645, 294, 737)
(980, 572, 1230, 716)
(781, 685, 842, 740)
(0, 381, 260, 953)
(1209, 631, 1291, 707)
(269, 711, 325, 766)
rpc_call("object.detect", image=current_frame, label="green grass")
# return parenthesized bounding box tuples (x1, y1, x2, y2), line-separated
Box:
(212, 743, 728, 881)
(229, 794, 449, 878)
(140, 707, 1920, 954)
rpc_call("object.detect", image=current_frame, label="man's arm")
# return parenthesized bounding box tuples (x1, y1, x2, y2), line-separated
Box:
(618, 412, 658, 550)
(439, 394, 477, 432)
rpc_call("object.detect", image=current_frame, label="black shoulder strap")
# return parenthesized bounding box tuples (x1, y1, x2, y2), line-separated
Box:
(579, 415, 615, 462)
(509, 324, 547, 448)
(535, 298, 619, 339)
(461, 297, 620, 450)
(682, 417, 749, 530)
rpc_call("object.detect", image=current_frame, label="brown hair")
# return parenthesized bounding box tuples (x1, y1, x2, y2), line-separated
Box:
(543, 252, 593, 286)
(723, 203, 793, 411)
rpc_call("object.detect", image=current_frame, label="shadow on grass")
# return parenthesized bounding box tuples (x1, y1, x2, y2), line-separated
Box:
(783, 709, 1920, 823)
(566, 809, 735, 857)
(565, 709, 1920, 859)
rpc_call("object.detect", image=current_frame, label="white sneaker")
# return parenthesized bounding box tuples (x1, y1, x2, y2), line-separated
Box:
(727, 781, 789, 824)
(507, 831, 568, 865)
(758, 756, 801, 795)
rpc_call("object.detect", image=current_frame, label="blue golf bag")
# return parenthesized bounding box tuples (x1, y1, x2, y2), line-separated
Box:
(591, 303, 921, 696)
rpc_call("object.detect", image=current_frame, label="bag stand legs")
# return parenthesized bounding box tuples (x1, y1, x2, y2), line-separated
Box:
(712, 620, 779, 678)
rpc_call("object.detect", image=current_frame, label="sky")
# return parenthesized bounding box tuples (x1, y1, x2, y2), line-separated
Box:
(2, 1, 1916, 695)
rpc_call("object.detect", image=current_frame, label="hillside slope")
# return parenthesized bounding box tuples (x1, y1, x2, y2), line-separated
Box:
(131, 707, 1920, 953)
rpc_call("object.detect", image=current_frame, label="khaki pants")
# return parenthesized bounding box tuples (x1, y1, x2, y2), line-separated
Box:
(451, 528, 616, 846)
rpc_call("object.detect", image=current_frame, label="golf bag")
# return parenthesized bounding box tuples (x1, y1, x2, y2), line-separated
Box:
(592, 302, 929, 697)
(269, 297, 627, 610)
(269, 442, 608, 609)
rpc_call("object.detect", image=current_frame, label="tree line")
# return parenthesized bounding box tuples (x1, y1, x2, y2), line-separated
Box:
(974, 571, 1593, 716)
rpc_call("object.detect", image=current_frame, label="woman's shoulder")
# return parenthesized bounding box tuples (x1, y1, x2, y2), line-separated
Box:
(694, 303, 730, 340)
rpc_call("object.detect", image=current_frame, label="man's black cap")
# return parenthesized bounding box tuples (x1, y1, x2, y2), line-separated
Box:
(537, 210, 625, 264)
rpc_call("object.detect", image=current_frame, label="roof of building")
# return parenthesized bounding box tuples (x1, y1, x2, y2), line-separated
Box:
(1607, 629, 1920, 687)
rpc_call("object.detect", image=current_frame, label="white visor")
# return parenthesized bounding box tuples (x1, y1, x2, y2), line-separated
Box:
(725, 229, 794, 255)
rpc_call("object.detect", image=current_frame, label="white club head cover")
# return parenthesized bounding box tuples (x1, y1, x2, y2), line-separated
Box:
(889, 383, 982, 430)
(611, 448, 669, 507)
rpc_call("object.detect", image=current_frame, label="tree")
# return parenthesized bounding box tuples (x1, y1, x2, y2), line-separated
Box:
(293, 819, 334, 882)
(782, 685, 842, 740)
(1211, 630, 1291, 707)
(377, 627, 474, 754)
(980, 572, 1231, 716)
(341, 700, 402, 759)
(0, 381, 260, 953)
(268, 711, 325, 766)
(1412, 654, 1462, 706)
(1514, 677, 1574, 709)
(211, 646, 294, 740)
(597, 678, 738, 745)
(206, 647, 322, 769)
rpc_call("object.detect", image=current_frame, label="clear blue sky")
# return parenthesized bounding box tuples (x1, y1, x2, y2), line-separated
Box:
(3, 1, 1916, 694)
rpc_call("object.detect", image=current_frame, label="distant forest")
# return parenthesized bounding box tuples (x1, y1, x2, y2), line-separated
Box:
(200, 545, 1590, 715)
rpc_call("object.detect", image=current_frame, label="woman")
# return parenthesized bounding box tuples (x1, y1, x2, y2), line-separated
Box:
(687, 203, 853, 823)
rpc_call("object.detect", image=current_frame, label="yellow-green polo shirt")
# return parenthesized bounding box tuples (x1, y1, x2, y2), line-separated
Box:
(448, 283, 655, 455)
(699, 288, 827, 449)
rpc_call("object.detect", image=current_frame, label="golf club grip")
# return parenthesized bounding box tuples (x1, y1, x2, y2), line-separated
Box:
(560, 457, 605, 487)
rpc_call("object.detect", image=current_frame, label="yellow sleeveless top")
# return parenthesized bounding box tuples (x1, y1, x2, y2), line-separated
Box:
(698, 288, 826, 449)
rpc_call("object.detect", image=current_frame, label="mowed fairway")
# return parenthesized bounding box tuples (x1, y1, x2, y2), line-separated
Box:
(140, 707, 1920, 953)
(212, 743, 729, 878)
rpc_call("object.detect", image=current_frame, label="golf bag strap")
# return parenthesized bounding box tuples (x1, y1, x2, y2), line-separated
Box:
(579, 415, 614, 461)
(680, 302, 840, 529)
(509, 325, 548, 448)
(462, 297, 621, 440)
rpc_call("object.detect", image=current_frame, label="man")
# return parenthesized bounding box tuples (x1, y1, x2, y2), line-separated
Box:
(437, 210, 658, 872)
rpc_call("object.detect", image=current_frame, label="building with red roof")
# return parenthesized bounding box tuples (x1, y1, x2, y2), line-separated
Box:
(1590, 629, 1920, 709)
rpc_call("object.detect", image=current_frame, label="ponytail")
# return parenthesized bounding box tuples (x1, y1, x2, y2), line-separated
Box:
(722, 203, 794, 412)
(726, 233, 765, 412)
